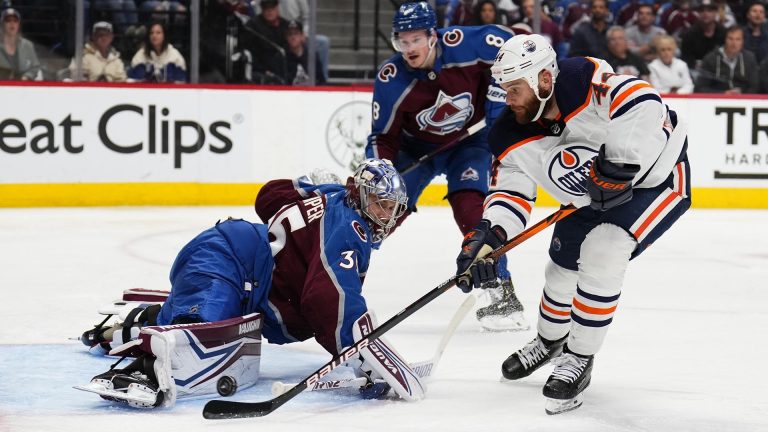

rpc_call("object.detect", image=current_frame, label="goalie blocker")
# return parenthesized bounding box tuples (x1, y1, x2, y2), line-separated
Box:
(75, 313, 262, 408)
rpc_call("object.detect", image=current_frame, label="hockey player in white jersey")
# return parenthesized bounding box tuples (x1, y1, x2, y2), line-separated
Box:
(455, 34, 691, 414)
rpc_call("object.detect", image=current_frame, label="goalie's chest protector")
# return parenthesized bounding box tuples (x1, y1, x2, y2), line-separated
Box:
(489, 57, 615, 205)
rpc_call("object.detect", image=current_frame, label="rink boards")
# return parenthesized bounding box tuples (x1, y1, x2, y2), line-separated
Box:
(0, 83, 766, 208)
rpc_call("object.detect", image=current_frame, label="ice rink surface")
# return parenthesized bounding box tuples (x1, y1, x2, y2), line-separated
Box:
(1, 205, 766, 432)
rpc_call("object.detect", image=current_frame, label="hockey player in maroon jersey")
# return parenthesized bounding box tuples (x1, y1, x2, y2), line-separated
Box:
(455, 34, 691, 414)
(366, 1, 526, 332)
(76, 159, 427, 408)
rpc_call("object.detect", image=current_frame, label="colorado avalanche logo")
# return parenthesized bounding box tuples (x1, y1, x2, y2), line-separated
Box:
(523, 39, 536, 53)
(378, 63, 397, 82)
(443, 29, 464, 47)
(351, 220, 368, 242)
(547, 146, 598, 196)
(415, 90, 474, 135)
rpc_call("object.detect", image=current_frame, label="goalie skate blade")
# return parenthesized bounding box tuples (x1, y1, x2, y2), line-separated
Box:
(73, 383, 159, 408)
(544, 394, 584, 415)
(478, 312, 530, 332)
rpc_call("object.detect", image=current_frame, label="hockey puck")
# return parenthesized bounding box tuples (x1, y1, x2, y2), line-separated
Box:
(216, 376, 237, 396)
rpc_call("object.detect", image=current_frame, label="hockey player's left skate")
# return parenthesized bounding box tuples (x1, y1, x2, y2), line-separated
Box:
(542, 348, 594, 415)
(476, 277, 529, 332)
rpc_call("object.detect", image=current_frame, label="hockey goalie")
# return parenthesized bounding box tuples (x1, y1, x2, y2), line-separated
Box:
(75, 160, 427, 408)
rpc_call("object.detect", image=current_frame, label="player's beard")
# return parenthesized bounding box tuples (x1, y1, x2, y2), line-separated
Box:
(512, 85, 554, 124)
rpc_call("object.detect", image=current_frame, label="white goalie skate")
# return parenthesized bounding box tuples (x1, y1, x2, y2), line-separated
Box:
(476, 278, 530, 332)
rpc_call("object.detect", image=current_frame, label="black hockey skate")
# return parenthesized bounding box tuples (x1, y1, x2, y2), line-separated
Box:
(476, 277, 529, 331)
(75, 355, 164, 408)
(542, 347, 594, 415)
(501, 334, 567, 380)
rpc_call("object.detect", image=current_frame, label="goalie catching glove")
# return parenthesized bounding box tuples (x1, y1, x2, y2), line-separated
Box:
(455, 219, 507, 293)
(586, 144, 641, 211)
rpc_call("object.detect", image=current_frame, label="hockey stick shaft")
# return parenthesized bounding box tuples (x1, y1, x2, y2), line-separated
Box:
(271, 295, 476, 396)
(399, 119, 487, 175)
(202, 205, 576, 420)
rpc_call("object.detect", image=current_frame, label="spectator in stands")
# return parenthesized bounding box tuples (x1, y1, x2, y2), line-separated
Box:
(473, 0, 501, 25)
(284, 19, 324, 85)
(648, 34, 694, 93)
(0, 8, 41, 80)
(743, 1, 768, 61)
(568, 0, 611, 58)
(759, 56, 768, 91)
(277, 0, 330, 82)
(625, 3, 666, 62)
(695, 25, 759, 92)
(713, 0, 738, 27)
(128, 21, 186, 82)
(662, 0, 698, 37)
(244, 0, 289, 83)
(606, 25, 651, 79)
(451, 0, 474, 26)
(497, 0, 520, 25)
(681, 0, 726, 70)
(68, 21, 127, 82)
(615, 0, 646, 26)
(560, 0, 591, 41)
(519, 0, 565, 56)
(137, 1, 188, 25)
(93, 0, 138, 33)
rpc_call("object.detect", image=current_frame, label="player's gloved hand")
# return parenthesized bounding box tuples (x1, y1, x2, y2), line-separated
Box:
(456, 219, 507, 293)
(586, 144, 641, 211)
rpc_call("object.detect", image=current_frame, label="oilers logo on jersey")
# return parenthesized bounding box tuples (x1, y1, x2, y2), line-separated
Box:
(548, 146, 597, 196)
(415, 90, 474, 135)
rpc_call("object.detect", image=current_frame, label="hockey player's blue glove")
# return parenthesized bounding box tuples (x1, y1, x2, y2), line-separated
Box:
(455, 219, 507, 293)
(586, 144, 641, 211)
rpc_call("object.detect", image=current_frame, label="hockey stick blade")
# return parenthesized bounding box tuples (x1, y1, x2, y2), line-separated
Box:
(202, 205, 576, 420)
(203, 399, 278, 419)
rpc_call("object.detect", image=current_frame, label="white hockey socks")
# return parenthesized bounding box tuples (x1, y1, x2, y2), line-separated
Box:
(352, 311, 426, 401)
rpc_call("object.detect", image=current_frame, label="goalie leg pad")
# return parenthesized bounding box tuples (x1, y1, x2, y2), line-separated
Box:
(352, 312, 426, 402)
(109, 313, 263, 407)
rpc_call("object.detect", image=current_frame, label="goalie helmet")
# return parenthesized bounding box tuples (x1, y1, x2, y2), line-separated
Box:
(346, 158, 408, 243)
(491, 34, 559, 122)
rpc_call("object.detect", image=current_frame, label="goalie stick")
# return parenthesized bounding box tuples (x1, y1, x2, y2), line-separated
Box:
(270, 294, 477, 396)
(202, 205, 577, 419)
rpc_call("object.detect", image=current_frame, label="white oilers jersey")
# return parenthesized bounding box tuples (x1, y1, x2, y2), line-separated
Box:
(485, 57, 688, 238)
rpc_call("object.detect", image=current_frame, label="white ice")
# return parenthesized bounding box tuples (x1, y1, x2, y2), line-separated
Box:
(1, 206, 767, 432)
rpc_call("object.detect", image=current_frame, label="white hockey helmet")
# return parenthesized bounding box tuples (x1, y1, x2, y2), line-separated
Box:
(491, 34, 559, 91)
(491, 34, 559, 122)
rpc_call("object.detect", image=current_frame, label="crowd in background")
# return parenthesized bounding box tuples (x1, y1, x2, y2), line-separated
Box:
(436, 0, 767, 93)
(0, 0, 767, 93)
(0, 0, 326, 85)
